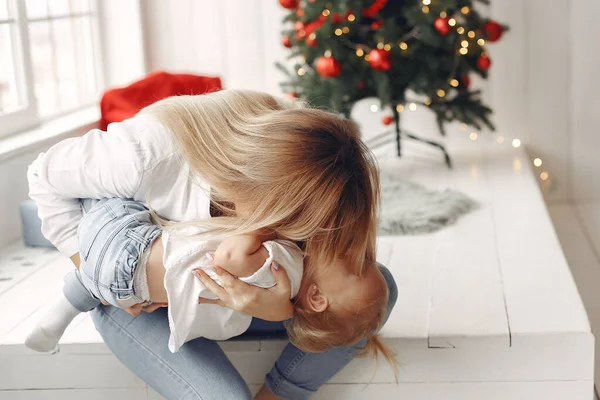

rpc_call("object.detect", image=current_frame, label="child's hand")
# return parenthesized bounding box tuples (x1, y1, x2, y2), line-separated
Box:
(122, 301, 168, 317)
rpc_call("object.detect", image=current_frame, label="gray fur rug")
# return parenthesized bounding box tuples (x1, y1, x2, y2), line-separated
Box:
(379, 174, 478, 235)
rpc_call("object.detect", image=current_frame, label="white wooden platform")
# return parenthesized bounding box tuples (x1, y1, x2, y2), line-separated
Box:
(0, 137, 594, 399)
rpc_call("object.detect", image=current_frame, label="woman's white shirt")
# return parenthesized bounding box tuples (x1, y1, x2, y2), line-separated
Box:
(27, 114, 212, 257)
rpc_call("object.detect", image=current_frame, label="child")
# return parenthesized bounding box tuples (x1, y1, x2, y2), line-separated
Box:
(26, 198, 389, 355)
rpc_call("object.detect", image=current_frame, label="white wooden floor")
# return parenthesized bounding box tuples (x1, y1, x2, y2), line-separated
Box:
(549, 202, 600, 400)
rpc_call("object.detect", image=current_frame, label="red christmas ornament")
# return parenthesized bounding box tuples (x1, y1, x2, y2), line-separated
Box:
(368, 49, 391, 71)
(286, 92, 298, 99)
(434, 17, 450, 35)
(315, 56, 342, 77)
(278, 0, 299, 9)
(294, 21, 305, 31)
(294, 21, 306, 40)
(382, 115, 394, 125)
(296, 8, 304, 17)
(482, 20, 504, 42)
(306, 35, 317, 47)
(281, 35, 292, 48)
(477, 54, 492, 71)
(371, 19, 383, 29)
(461, 74, 471, 89)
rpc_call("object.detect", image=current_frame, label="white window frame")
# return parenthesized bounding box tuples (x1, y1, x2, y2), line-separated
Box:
(0, 0, 103, 138)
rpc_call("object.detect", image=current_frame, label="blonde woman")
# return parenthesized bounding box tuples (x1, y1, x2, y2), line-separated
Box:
(28, 90, 398, 400)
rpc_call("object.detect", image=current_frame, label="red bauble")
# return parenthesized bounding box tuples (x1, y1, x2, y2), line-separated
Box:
(461, 74, 471, 89)
(371, 19, 383, 29)
(482, 20, 504, 42)
(279, 0, 299, 9)
(294, 22, 306, 40)
(306, 36, 317, 47)
(382, 115, 393, 125)
(434, 17, 450, 35)
(281, 35, 292, 48)
(477, 54, 492, 71)
(286, 92, 298, 99)
(296, 8, 304, 17)
(368, 49, 391, 71)
(294, 21, 305, 30)
(315, 56, 342, 77)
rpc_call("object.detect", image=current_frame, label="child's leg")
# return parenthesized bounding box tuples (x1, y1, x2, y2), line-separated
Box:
(25, 269, 100, 352)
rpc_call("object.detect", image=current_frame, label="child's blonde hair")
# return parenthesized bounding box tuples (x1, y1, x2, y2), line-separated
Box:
(142, 90, 393, 363)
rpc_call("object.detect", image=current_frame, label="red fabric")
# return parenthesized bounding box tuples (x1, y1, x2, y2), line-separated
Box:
(99, 71, 222, 130)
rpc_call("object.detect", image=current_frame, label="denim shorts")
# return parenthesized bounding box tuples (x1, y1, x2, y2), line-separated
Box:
(77, 198, 162, 307)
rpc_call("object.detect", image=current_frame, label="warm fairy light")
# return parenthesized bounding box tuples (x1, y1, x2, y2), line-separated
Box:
(470, 132, 478, 140)
(334, 28, 343, 36)
(477, 38, 485, 46)
(322, 9, 330, 16)
(347, 14, 355, 21)
(424, 98, 431, 105)
(396, 104, 404, 112)
(409, 102, 417, 111)
(497, 136, 505, 144)
(512, 139, 521, 148)
(468, 30, 476, 38)
(436, 89, 446, 97)
(461, 6, 470, 14)
(457, 27, 465, 34)
(422, 0, 431, 5)
(440, 11, 447, 18)
(450, 79, 459, 87)
(448, 18, 456, 26)
(461, 40, 469, 47)
(342, 26, 350, 34)
(297, 68, 306, 76)
(324, 49, 332, 57)
(365, 54, 371, 61)
(298, 30, 306, 38)
(370, 104, 379, 112)
(533, 158, 543, 167)
(540, 172, 549, 181)
(377, 42, 384, 49)
(383, 44, 391, 51)
(399, 42, 408, 50)
(308, 33, 316, 40)
(459, 48, 468, 55)
(460, 123, 467, 130)
(422, 6, 429, 13)
(356, 48, 364, 57)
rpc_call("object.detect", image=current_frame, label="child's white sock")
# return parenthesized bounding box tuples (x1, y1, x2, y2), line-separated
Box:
(25, 294, 81, 352)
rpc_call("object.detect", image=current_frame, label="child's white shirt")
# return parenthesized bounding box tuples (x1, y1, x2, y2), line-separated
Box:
(162, 228, 304, 353)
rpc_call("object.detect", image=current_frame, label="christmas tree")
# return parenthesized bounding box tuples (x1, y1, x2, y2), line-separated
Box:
(277, 0, 507, 166)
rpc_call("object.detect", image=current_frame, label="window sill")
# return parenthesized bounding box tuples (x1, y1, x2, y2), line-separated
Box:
(0, 107, 99, 163)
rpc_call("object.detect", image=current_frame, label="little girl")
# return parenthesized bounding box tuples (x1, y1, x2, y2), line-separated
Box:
(25, 198, 388, 355)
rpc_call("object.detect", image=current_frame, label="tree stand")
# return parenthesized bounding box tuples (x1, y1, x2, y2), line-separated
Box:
(365, 106, 453, 168)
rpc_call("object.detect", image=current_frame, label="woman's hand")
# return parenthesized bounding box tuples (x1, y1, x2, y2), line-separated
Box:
(123, 302, 168, 317)
(193, 262, 293, 321)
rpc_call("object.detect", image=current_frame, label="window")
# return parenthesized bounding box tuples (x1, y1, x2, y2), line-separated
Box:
(0, 0, 101, 137)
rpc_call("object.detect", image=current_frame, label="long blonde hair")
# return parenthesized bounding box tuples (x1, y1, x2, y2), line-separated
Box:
(142, 90, 379, 274)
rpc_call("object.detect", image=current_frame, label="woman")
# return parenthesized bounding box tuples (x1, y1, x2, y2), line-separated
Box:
(28, 90, 398, 399)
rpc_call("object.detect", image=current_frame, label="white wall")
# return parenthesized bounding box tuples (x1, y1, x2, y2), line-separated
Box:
(142, 0, 600, 204)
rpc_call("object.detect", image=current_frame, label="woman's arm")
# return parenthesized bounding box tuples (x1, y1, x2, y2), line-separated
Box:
(28, 115, 172, 257)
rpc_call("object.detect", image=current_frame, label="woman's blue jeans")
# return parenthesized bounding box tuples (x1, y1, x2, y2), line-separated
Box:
(90, 264, 398, 400)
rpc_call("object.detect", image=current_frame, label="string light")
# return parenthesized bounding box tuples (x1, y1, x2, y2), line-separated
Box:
(459, 48, 468, 55)
(512, 139, 521, 148)
(468, 30, 476, 38)
(409, 102, 417, 111)
(477, 38, 485, 46)
(370, 104, 379, 112)
(460, 123, 467, 130)
(440, 11, 447, 18)
(461, 6, 470, 14)
(449, 79, 459, 87)
(422, 6, 429, 13)
(356, 48, 364, 57)
(422, 0, 431, 5)
(324, 50, 332, 57)
(334, 28, 343, 36)
(469, 132, 478, 140)
(383, 44, 391, 51)
(448, 18, 457, 26)
(436, 89, 446, 97)
(496, 136, 505, 144)
(347, 14, 355, 21)
(424, 98, 431, 105)
(399, 42, 408, 50)
(396, 104, 404, 112)
(342, 26, 350, 34)
(297, 68, 306, 76)
(513, 159, 522, 171)
(457, 27, 465, 34)
(540, 172, 549, 181)
(308, 33, 316, 40)
(461, 40, 469, 48)
(322, 9, 330, 16)
(298, 30, 306, 38)
(533, 158, 543, 167)
(365, 54, 371, 61)
(377, 42, 384, 49)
